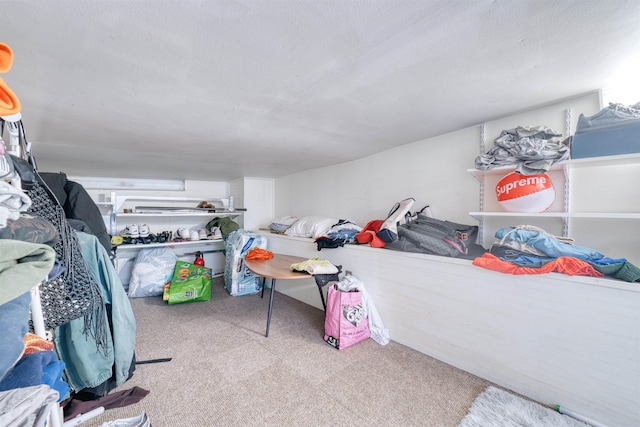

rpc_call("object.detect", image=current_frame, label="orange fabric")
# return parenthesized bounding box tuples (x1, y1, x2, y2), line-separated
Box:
(0, 42, 13, 73)
(0, 76, 21, 115)
(0, 42, 20, 115)
(245, 247, 274, 260)
(472, 253, 604, 277)
(23, 332, 54, 355)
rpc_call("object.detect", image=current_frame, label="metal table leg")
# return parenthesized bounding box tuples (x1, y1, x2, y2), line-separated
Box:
(265, 278, 276, 337)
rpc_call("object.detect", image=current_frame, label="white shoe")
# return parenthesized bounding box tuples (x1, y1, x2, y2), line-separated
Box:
(138, 224, 150, 237)
(189, 230, 199, 241)
(176, 228, 189, 240)
(209, 226, 223, 240)
(120, 224, 139, 238)
(198, 229, 207, 240)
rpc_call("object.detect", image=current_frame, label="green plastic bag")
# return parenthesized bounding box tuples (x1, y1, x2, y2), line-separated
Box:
(168, 261, 212, 305)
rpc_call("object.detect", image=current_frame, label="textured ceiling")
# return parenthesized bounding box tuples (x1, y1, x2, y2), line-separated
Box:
(1, 0, 639, 181)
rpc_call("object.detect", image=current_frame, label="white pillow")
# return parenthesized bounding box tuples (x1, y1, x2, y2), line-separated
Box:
(269, 215, 299, 233)
(284, 216, 339, 239)
(271, 215, 299, 226)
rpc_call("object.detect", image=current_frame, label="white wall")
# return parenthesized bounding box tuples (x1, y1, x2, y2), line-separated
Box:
(275, 124, 481, 226)
(230, 177, 274, 230)
(275, 92, 640, 265)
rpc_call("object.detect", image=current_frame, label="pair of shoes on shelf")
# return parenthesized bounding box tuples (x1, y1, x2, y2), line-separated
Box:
(191, 229, 209, 241)
(121, 234, 157, 245)
(176, 228, 191, 241)
(197, 200, 216, 209)
(176, 228, 208, 241)
(576, 101, 640, 134)
(208, 226, 223, 240)
(121, 224, 150, 238)
(121, 236, 140, 245)
(177, 228, 199, 241)
(155, 231, 169, 243)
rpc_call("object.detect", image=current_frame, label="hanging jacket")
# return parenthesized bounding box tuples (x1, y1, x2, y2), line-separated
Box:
(54, 232, 136, 396)
(39, 173, 111, 254)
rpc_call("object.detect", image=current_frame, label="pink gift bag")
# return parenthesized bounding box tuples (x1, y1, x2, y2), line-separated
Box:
(324, 284, 370, 349)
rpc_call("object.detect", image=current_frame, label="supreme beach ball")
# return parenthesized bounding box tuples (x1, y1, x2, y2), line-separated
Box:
(495, 172, 555, 213)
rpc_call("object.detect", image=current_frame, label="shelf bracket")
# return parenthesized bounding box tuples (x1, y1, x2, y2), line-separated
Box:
(562, 108, 572, 237)
(478, 124, 486, 244)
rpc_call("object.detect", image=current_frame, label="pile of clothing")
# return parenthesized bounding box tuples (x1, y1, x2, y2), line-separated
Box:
(474, 225, 640, 282)
(475, 125, 570, 174)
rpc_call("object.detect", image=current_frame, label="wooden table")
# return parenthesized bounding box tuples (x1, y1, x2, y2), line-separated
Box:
(244, 254, 310, 337)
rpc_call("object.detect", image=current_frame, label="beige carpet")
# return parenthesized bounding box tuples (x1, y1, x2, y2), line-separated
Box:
(79, 278, 491, 426)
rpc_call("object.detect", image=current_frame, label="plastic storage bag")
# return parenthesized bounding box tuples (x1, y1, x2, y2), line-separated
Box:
(167, 261, 212, 305)
(128, 248, 177, 298)
(223, 230, 267, 296)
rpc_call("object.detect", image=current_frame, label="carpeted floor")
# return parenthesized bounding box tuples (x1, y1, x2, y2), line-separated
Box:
(78, 277, 492, 426)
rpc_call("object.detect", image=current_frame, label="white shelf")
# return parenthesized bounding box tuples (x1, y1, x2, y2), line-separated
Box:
(116, 211, 240, 218)
(568, 152, 640, 168)
(467, 152, 640, 181)
(470, 211, 640, 220)
(105, 192, 243, 235)
(115, 239, 225, 251)
(112, 195, 230, 212)
(470, 117, 639, 246)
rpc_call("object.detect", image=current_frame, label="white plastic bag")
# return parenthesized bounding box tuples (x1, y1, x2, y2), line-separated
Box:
(128, 248, 177, 298)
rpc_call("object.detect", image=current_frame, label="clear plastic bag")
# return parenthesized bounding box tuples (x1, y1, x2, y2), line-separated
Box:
(128, 248, 177, 298)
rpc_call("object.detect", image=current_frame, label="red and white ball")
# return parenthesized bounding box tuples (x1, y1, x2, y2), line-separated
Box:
(495, 172, 555, 213)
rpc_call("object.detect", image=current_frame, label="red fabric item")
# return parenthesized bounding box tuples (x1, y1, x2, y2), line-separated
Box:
(472, 253, 604, 277)
(355, 220, 386, 248)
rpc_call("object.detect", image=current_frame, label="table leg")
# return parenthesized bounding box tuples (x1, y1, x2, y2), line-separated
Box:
(265, 278, 276, 337)
(260, 277, 266, 298)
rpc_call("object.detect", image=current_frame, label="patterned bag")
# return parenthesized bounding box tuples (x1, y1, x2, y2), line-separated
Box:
(12, 155, 105, 334)
(324, 284, 370, 350)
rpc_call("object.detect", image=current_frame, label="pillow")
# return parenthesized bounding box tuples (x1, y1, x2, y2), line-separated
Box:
(269, 216, 299, 234)
(284, 216, 339, 239)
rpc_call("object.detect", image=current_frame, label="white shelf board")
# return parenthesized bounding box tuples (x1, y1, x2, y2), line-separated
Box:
(116, 212, 240, 218)
(469, 211, 640, 220)
(467, 152, 640, 181)
(113, 195, 229, 212)
(115, 239, 225, 251)
(568, 152, 640, 168)
(116, 196, 223, 202)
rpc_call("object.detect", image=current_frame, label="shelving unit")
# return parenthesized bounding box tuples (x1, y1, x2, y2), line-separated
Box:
(107, 193, 242, 236)
(469, 149, 640, 248)
(101, 192, 245, 286)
